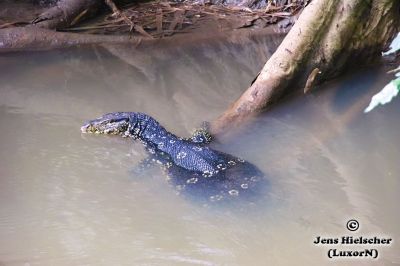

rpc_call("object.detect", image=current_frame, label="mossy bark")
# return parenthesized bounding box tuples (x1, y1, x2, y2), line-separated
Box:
(210, 0, 400, 137)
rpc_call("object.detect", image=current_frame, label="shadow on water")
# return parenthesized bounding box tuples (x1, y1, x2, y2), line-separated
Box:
(330, 66, 385, 113)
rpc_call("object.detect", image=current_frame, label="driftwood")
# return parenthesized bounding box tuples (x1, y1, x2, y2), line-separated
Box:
(209, 0, 400, 137)
(32, 0, 101, 29)
(0, 25, 284, 53)
(0, 27, 142, 52)
(1, 0, 302, 37)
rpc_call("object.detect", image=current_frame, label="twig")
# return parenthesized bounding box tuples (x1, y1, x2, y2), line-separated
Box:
(70, 9, 89, 26)
(64, 24, 126, 31)
(304, 68, 321, 94)
(0, 21, 29, 29)
(104, 0, 153, 38)
(156, 8, 163, 35)
(387, 66, 400, 74)
(104, 0, 135, 30)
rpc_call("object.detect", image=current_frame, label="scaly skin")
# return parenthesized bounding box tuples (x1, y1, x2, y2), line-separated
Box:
(81, 112, 266, 203)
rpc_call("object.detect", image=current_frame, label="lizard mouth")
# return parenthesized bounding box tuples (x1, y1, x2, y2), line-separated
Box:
(81, 113, 129, 135)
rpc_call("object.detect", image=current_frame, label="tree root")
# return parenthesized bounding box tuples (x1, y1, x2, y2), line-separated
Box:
(209, 0, 400, 137)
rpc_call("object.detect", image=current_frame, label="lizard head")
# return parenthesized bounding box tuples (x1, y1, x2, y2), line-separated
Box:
(81, 112, 131, 136)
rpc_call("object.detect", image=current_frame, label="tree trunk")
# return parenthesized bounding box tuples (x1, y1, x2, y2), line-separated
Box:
(210, 0, 400, 137)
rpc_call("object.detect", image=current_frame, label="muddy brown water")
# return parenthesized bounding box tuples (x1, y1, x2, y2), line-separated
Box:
(0, 36, 399, 265)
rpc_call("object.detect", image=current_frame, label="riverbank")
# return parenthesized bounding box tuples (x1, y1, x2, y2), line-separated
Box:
(0, 0, 303, 53)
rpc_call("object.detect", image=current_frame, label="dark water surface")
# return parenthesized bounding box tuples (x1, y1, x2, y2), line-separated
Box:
(0, 36, 399, 265)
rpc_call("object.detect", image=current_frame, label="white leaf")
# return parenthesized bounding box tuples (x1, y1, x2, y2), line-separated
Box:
(364, 78, 400, 113)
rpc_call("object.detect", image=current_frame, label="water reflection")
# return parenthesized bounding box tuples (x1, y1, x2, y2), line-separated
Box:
(0, 36, 399, 265)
